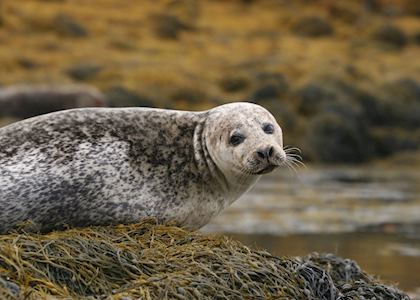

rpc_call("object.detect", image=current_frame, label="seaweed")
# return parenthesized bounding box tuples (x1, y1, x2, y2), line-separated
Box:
(0, 219, 410, 299)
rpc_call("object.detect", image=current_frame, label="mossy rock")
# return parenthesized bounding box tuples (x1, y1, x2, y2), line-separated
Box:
(371, 128, 420, 157)
(53, 13, 89, 38)
(218, 76, 250, 93)
(294, 83, 335, 116)
(150, 13, 194, 40)
(328, 2, 361, 24)
(105, 86, 154, 108)
(373, 24, 407, 50)
(66, 63, 103, 81)
(0, 220, 409, 299)
(292, 16, 334, 37)
(0, 85, 106, 119)
(306, 110, 373, 163)
(250, 72, 289, 102)
(171, 87, 207, 105)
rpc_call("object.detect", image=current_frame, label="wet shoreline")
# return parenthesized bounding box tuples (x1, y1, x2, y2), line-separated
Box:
(204, 165, 420, 235)
(228, 231, 420, 292)
(203, 164, 420, 293)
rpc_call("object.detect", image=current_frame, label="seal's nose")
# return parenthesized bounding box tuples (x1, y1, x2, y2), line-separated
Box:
(256, 146, 274, 160)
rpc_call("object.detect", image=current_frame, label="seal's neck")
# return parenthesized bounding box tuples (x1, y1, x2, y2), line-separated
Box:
(193, 117, 259, 202)
(193, 118, 230, 193)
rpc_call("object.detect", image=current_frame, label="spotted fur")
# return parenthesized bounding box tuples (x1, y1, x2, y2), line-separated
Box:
(0, 103, 285, 233)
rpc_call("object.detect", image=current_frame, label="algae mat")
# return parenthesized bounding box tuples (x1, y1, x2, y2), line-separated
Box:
(0, 219, 409, 299)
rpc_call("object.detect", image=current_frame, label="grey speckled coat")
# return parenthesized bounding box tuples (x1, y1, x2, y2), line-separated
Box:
(0, 103, 285, 233)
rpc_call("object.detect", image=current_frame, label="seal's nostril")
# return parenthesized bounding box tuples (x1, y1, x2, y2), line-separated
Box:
(257, 150, 266, 159)
(257, 147, 274, 159)
(268, 146, 274, 157)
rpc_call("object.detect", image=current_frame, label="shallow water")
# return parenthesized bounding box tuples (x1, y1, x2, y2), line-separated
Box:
(203, 164, 420, 292)
(204, 165, 420, 234)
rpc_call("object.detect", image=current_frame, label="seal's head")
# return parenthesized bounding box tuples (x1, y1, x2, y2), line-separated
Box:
(205, 102, 287, 181)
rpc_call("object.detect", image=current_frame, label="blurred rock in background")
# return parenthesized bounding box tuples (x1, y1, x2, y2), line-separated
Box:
(0, 85, 106, 120)
(0, 0, 418, 163)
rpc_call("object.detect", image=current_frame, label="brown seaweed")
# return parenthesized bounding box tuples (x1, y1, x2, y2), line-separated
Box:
(0, 219, 410, 299)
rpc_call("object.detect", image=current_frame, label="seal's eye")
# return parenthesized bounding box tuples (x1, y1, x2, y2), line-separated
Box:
(262, 123, 274, 134)
(229, 134, 245, 146)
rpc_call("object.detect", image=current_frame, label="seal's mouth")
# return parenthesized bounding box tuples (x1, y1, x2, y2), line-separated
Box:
(254, 164, 278, 175)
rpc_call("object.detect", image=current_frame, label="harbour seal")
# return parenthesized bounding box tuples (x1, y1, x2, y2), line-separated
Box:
(0, 102, 287, 233)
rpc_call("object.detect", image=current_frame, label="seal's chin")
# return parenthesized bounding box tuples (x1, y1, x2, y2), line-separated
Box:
(253, 164, 278, 175)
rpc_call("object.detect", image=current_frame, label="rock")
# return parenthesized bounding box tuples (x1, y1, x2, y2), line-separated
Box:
(105, 86, 154, 107)
(0, 85, 106, 119)
(219, 76, 250, 93)
(0, 220, 410, 299)
(306, 111, 373, 163)
(256, 72, 288, 88)
(66, 63, 102, 81)
(328, 2, 360, 23)
(364, 0, 381, 12)
(252, 83, 281, 101)
(151, 13, 194, 40)
(251, 98, 297, 130)
(371, 128, 419, 157)
(16, 57, 39, 69)
(109, 38, 138, 51)
(380, 78, 420, 128)
(171, 87, 206, 104)
(405, 0, 420, 16)
(292, 16, 334, 37)
(414, 32, 420, 45)
(353, 90, 389, 126)
(294, 83, 334, 116)
(320, 81, 390, 127)
(53, 13, 88, 37)
(251, 72, 288, 101)
(385, 78, 420, 103)
(373, 24, 407, 50)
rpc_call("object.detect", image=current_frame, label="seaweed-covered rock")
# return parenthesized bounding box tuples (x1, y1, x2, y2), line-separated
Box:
(294, 83, 335, 116)
(373, 24, 407, 49)
(252, 83, 281, 100)
(251, 72, 289, 101)
(306, 110, 373, 163)
(405, 0, 420, 16)
(66, 63, 103, 81)
(219, 76, 250, 93)
(0, 85, 106, 119)
(53, 13, 88, 37)
(380, 78, 420, 129)
(371, 128, 420, 157)
(328, 2, 360, 23)
(252, 99, 297, 131)
(384, 78, 420, 103)
(105, 86, 154, 107)
(171, 87, 207, 104)
(0, 220, 410, 299)
(151, 13, 194, 39)
(16, 57, 39, 70)
(352, 89, 389, 126)
(415, 32, 420, 44)
(292, 16, 334, 37)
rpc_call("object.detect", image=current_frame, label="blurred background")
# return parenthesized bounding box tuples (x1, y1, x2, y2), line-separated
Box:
(0, 0, 419, 295)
